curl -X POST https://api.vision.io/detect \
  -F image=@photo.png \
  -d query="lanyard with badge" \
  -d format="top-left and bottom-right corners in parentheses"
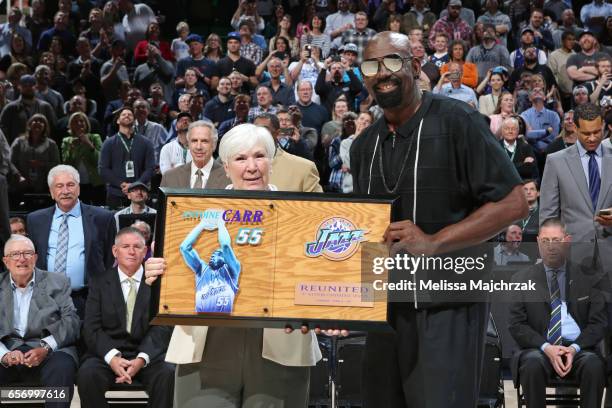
top-left (119, 135), bottom-right (135, 178)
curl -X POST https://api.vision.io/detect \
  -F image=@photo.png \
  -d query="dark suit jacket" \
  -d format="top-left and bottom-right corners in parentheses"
top-left (0, 268), bottom-right (80, 363)
top-left (508, 262), bottom-right (608, 378)
top-left (160, 160), bottom-right (230, 189)
top-left (26, 202), bottom-right (116, 282)
top-left (499, 138), bottom-right (539, 180)
top-left (82, 267), bottom-right (171, 363)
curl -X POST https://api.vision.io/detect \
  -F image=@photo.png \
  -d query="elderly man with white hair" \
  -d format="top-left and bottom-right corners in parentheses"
top-left (26, 164), bottom-right (116, 318)
top-left (0, 234), bottom-right (79, 408)
top-left (145, 123), bottom-right (321, 407)
top-left (498, 116), bottom-right (539, 180)
top-left (160, 120), bottom-right (230, 189)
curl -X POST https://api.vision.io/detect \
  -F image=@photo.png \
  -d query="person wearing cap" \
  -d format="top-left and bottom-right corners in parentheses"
top-left (339, 43), bottom-right (364, 82)
top-left (510, 27), bottom-right (548, 70)
top-left (573, 85), bottom-right (591, 107)
top-left (175, 33), bottom-right (216, 94)
top-left (160, 112), bottom-right (193, 174)
top-left (340, 12), bottom-right (376, 62)
top-left (429, 0), bottom-right (473, 50)
top-left (508, 43), bottom-right (557, 93)
top-left (99, 107), bottom-right (156, 210)
top-left (100, 38), bottom-right (129, 103)
top-left (548, 30), bottom-right (577, 110)
top-left (113, 181), bottom-right (157, 230)
top-left (0, 74), bottom-right (56, 145)
top-left (567, 30), bottom-right (610, 87)
top-left (211, 34), bottom-right (258, 91)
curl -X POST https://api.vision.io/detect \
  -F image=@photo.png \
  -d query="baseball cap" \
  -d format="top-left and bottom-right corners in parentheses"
top-left (577, 30), bottom-right (595, 40)
top-left (177, 111), bottom-right (193, 121)
top-left (521, 27), bottom-right (535, 36)
top-left (127, 181), bottom-right (150, 192)
top-left (342, 43), bottom-right (358, 54)
top-left (19, 74), bottom-right (36, 86)
top-left (227, 33), bottom-right (241, 42)
top-left (448, 0), bottom-right (462, 7)
top-left (185, 34), bottom-right (203, 44)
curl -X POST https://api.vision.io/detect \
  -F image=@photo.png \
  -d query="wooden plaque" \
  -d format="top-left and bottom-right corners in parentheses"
top-left (151, 189), bottom-right (395, 330)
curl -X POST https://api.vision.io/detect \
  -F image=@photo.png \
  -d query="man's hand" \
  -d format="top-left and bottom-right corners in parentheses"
top-left (524, 157), bottom-right (535, 163)
top-left (290, 127), bottom-right (301, 142)
top-left (383, 220), bottom-right (439, 256)
top-left (543, 345), bottom-right (569, 377)
top-left (144, 257), bottom-right (167, 286)
top-left (560, 346), bottom-right (576, 374)
top-left (315, 328), bottom-right (350, 337)
top-left (284, 324), bottom-right (310, 334)
top-left (595, 214), bottom-right (612, 227)
top-left (110, 356), bottom-right (132, 384)
top-left (125, 357), bottom-right (145, 380)
top-left (23, 347), bottom-right (48, 368)
top-left (2, 350), bottom-right (25, 367)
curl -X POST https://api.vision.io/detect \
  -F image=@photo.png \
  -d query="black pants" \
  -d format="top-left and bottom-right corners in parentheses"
top-left (518, 348), bottom-right (605, 408)
top-left (0, 346), bottom-right (77, 408)
top-left (77, 357), bottom-right (175, 408)
top-left (363, 303), bottom-right (489, 408)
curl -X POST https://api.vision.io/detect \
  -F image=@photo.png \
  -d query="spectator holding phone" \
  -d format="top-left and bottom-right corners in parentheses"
top-left (586, 56), bottom-right (612, 106)
top-left (433, 62), bottom-right (479, 108)
top-left (277, 108), bottom-right (312, 160)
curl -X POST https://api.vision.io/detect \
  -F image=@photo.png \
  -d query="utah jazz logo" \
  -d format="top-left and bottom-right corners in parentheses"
top-left (305, 217), bottom-right (367, 261)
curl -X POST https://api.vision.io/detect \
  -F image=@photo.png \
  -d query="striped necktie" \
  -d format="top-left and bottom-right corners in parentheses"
top-left (547, 269), bottom-right (562, 345)
top-left (195, 169), bottom-right (204, 189)
top-left (54, 213), bottom-right (69, 275)
top-left (125, 277), bottom-right (137, 334)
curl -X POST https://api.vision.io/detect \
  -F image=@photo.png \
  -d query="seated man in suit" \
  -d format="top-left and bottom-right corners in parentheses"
top-left (508, 218), bottom-right (607, 408)
top-left (78, 227), bottom-right (174, 408)
top-left (0, 234), bottom-right (80, 408)
top-left (27, 164), bottom-right (116, 318)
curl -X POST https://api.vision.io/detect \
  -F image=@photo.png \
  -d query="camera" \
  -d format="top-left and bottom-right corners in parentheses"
top-left (280, 127), bottom-right (294, 137)
top-left (305, 44), bottom-right (312, 58)
top-left (601, 95), bottom-right (612, 108)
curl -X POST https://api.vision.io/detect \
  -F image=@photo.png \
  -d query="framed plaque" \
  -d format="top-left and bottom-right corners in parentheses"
top-left (151, 188), bottom-right (396, 330)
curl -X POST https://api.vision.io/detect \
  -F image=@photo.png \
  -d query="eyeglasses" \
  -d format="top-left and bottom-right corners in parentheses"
top-left (360, 54), bottom-right (409, 77)
top-left (5, 251), bottom-right (35, 260)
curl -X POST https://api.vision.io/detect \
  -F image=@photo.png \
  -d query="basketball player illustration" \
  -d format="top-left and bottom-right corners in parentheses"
top-left (180, 212), bottom-right (241, 313)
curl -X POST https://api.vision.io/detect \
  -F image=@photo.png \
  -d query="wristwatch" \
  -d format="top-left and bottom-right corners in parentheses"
top-left (40, 341), bottom-right (52, 353)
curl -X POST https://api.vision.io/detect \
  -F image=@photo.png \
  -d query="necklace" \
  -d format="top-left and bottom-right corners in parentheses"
top-left (376, 121), bottom-right (421, 194)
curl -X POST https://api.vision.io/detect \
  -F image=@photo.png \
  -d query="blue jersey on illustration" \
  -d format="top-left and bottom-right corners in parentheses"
top-left (180, 210), bottom-right (241, 313)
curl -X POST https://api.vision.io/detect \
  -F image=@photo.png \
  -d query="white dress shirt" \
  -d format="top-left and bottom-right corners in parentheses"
top-left (159, 138), bottom-right (192, 175)
top-left (190, 159), bottom-right (214, 189)
top-left (104, 266), bottom-right (150, 366)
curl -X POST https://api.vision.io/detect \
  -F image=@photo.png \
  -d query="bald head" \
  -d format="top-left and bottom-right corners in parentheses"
top-left (364, 32), bottom-right (412, 59)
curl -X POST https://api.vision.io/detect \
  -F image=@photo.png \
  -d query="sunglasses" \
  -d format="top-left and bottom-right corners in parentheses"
top-left (360, 54), bottom-right (409, 77)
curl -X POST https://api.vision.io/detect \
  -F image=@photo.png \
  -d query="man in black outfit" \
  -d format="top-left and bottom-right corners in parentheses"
top-left (78, 227), bottom-right (174, 408)
top-left (508, 218), bottom-right (607, 408)
top-left (350, 31), bottom-right (529, 408)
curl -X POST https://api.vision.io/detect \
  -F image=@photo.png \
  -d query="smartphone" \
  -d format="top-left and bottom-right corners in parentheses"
top-left (280, 127), bottom-right (293, 137)
top-left (599, 208), bottom-right (612, 216)
top-left (305, 44), bottom-right (312, 58)
top-left (274, 51), bottom-right (287, 60)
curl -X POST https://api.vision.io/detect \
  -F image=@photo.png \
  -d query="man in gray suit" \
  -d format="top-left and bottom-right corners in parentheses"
top-left (540, 103), bottom-right (612, 273)
top-left (160, 120), bottom-right (230, 189)
top-left (0, 235), bottom-right (79, 408)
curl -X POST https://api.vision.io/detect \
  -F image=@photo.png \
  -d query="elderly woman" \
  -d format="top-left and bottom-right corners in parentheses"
top-left (10, 113), bottom-right (60, 194)
top-left (144, 123), bottom-right (320, 408)
top-left (499, 116), bottom-right (538, 180)
top-left (61, 112), bottom-right (104, 205)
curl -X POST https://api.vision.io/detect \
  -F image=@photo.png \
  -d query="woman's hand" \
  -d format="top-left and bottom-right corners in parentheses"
top-left (144, 257), bottom-right (167, 286)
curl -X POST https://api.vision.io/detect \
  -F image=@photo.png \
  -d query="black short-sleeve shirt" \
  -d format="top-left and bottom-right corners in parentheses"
top-left (214, 56), bottom-right (256, 79)
top-left (350, 92), bottom-right (522, 235)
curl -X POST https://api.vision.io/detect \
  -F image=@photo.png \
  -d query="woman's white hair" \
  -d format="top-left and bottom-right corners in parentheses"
top-left (47, 164), bottom-right (80, 188)
top-left (501, 116), bottom-right (519, 130)
top-left (218, 123), bottom-right (276, 165)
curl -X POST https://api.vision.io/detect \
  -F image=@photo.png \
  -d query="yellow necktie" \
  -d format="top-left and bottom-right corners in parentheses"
top-left (126, 277), bottom-right (137, 333)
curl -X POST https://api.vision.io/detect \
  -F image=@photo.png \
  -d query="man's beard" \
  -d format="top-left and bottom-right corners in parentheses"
top-left (372, 77), bottom-right (405, 109)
